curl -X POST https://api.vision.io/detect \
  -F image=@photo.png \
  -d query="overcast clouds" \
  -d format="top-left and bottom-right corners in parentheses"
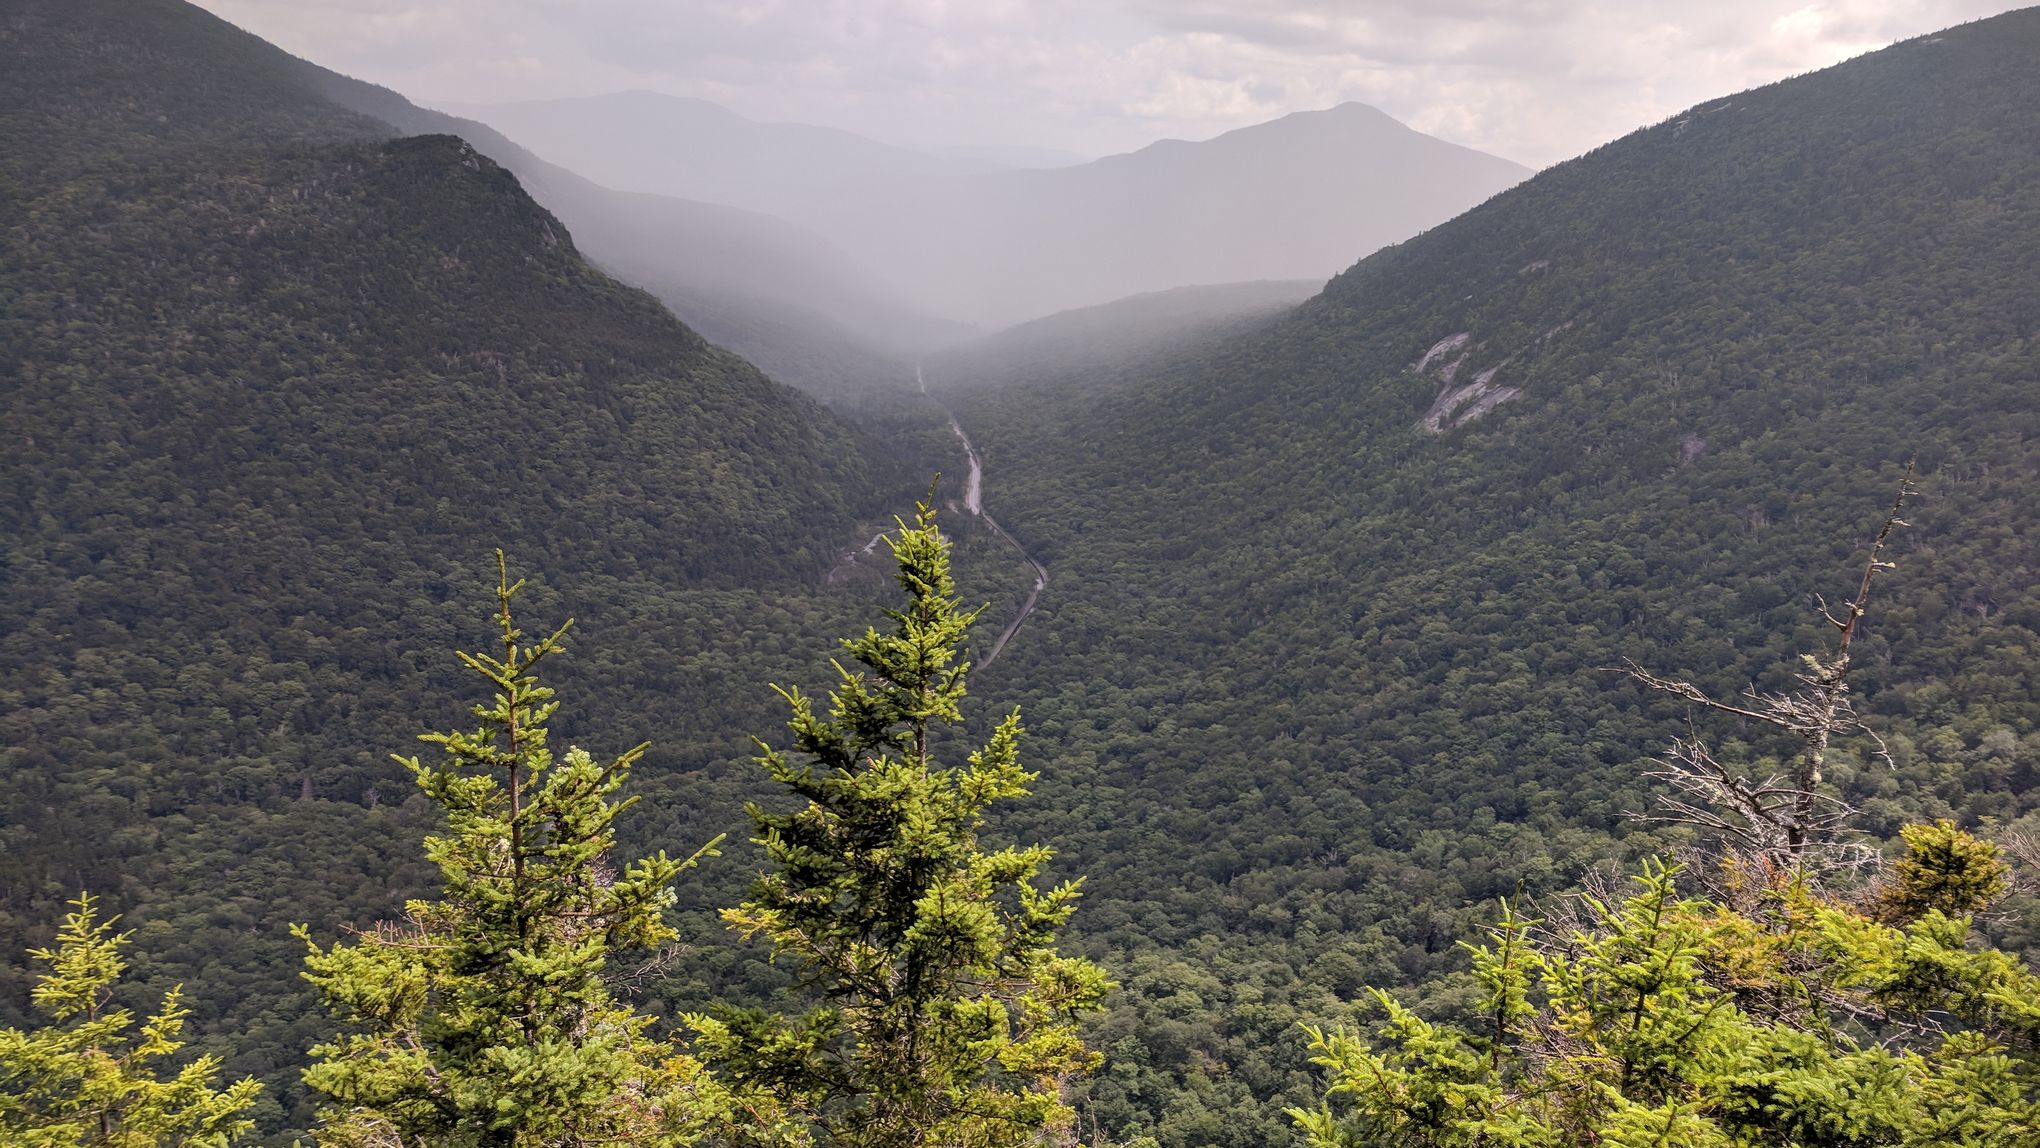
top-left (194, 0), bottom-right (2023, 166)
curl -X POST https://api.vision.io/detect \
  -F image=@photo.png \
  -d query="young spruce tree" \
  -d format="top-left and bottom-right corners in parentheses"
top-left (689, 498), bottom-right (1109, 1148)
top-left (1292, 481), bottom-right (2040, 1145)
top-left (1290, 844), bottom-right (2040, 1146)
top-left (297, 556), bottom-right (722, 1147)
top-left (0, 893), bottom-right (261, 1147)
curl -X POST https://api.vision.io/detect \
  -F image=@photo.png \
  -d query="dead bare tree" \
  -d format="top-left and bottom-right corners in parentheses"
top-left (1623, 464), bottom-right (1918, 878)
top-left (1998, 826), bottom-right (2040, 896)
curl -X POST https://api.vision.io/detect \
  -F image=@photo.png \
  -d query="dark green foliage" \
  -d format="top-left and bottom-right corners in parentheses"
top-left (691, 502), bottom-right (1109, 1147)
top-left (924, 281), bottom-right (1320, 397)
top-left (0, 0), bottom-right (910, 1135)
top-left (929, 12), bottom-right (2040, 1142)
top-left (0, 0), bottom-right (382, 172)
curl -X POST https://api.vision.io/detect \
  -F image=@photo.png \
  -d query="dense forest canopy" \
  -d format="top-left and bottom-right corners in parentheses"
top-left (0, 0), bottom-right (935, 1131)
top-left (3, 0), bottom-right (2039, 1144)
top-left (929, 10), bottom-right (2040, 1141)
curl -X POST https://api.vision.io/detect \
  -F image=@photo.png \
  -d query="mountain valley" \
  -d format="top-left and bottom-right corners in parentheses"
top-left (4, 2), bottom-right (2040, 1145)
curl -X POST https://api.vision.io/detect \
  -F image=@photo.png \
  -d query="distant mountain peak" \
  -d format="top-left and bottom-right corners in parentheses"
top-left (430, 87), bottom-right (1528, 327)
top-left (1315, 100), bottom-right (1397, 119)
top-left (1112, 101), bottom-right (1494, 166)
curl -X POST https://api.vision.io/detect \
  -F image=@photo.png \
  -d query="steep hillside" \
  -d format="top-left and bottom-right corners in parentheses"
top-left (2, 0), bottom-right (928, 350)
top-left (935, 12), bottom-right (2040, 1144)
top-left (0, 0), bottom-right (927, 1130)
top-left (640, 282), bottom-right (924, 405)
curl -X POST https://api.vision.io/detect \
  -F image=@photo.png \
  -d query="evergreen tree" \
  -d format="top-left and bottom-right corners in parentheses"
top-left (0, 893), bottom-right (261, 1147)
top-left (297, 556), bottom-right (722, 1147)
top-left (1290, 837), bottom-right (2040, 1147)
top-left (689, 499), bottom-right (1110, 1148)
top-left (1871, 819), bottom-right (2010, 924)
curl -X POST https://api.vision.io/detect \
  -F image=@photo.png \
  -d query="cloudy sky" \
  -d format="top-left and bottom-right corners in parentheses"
top-left (194, 0), bottom-right (2022, 166)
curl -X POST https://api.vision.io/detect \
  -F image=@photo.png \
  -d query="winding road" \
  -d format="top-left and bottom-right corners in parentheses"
top-left (919, 365), bottom-right (1048, 667)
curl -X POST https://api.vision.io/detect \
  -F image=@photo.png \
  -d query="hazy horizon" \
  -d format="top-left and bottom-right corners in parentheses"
top-left (189, 1), bottom-right (2026, 168)
top-left (436, 91), bottom-right (1532, 327)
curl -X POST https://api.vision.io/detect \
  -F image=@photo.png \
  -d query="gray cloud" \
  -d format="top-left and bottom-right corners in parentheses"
top-left (196, 0), bottom-right (2021, 165)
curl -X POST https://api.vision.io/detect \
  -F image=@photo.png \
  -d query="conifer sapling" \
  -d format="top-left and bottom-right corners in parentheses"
top-left (690, 497), bottom-right (1109, 1148)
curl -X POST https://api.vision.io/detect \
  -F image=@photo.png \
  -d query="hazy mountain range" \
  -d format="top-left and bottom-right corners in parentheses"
top-left (440, 91), bottom-right (1008, 200)
top-left (453, 91), bottom-right (1534, 326)
top-left (291, 75), bottom-right (959, 356)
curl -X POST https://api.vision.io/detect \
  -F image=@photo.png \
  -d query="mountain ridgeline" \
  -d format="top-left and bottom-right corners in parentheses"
top-left (293, 53), bottom-right (966, 364)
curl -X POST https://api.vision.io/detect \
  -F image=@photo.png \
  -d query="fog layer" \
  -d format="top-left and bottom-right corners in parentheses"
top-left (457, 94), bottom-right (1532, 327)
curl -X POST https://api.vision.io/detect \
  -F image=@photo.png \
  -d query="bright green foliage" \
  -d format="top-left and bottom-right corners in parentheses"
top-left (297, 558), bottom-right (723, 1147)
top-left (1291, 847), bottom-right (2040, 1146)
top-left (0, 894), bottom-right (260, 1146)
top-left (1873, 819), bottom-right (2010, 924)
top-left (690, 500), bottom-right (1110, 1148)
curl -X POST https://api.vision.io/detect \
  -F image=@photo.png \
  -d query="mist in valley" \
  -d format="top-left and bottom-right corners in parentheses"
top-left (445, 93), bottom-right (1530, 329)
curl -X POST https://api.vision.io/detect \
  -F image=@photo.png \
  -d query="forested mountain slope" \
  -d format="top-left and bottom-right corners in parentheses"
top-left (0, 0), bottom-right (922, 1130)
top-left (14, 0), bottom-right (957, 370)
top-left (935, 12), bottom-right (2040, 1143)
top-left (288, 37), bottom-right (966, 396)
top-left (925, 280), bottom-right (1322, 394)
